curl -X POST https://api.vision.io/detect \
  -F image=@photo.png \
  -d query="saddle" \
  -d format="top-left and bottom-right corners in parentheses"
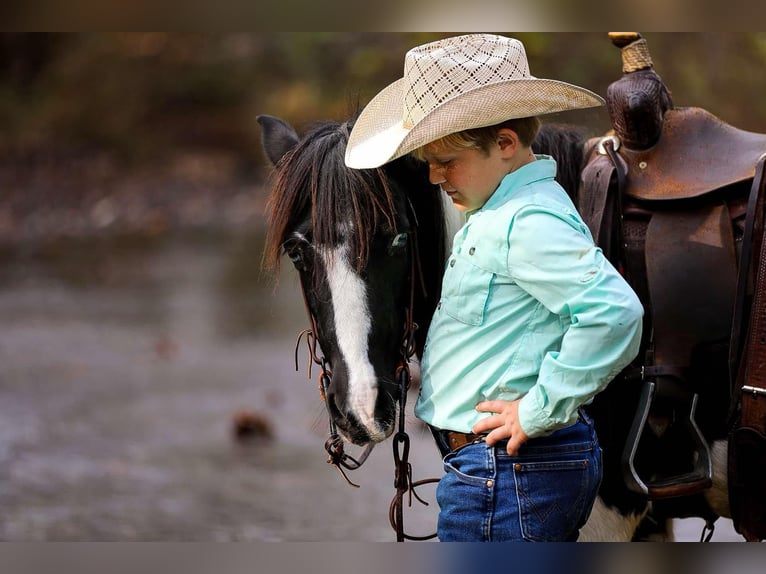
top-left (583, 31), bottom-right (766, 541)
top-left (581, 108), bottom-right (754, 498)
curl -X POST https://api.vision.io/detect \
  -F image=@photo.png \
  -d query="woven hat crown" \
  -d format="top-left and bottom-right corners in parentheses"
top-left (403, 34), bottom-right (531, 129)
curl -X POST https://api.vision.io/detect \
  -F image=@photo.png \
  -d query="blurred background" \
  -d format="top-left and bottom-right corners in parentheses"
top-left (3, 33), bottom-right (766, 244)
top-left (0, 32), bottom-right (763, 541)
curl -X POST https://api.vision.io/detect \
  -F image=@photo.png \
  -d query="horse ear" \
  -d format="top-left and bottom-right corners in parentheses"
top-left (257, 115), bottom-right (300, 166)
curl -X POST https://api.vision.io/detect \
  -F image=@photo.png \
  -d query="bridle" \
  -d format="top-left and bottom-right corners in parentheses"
top-left (290, 220), bottom-right (438, 541)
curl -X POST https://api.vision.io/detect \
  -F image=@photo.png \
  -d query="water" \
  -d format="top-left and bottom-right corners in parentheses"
top-left (0, 231), bottom-right (441, 541)
top-left (0, 230), bottom-right (740, 541)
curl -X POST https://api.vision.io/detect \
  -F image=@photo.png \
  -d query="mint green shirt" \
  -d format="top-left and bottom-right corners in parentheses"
top-left (414, 156), bottom-right (643, 438)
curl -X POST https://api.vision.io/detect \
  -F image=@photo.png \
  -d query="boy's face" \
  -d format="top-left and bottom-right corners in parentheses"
top-left (421, 128), bottom-right (529, 212)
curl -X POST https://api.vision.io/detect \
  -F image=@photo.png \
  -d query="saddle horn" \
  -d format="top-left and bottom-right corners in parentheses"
top-left (606, 32), bottom-right (673, 151)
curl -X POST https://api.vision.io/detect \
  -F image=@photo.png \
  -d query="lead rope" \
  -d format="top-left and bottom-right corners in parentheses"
top-left (388, 232), bottom-right (438, 542)
top-left (388, 355), bottom-right (439, 541)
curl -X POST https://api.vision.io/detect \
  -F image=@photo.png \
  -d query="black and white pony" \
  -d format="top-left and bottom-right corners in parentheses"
top-left (258, 114), bottom-right (732, 542)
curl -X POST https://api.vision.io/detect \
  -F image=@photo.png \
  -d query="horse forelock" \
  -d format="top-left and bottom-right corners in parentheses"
top-left (264, 120), bottom-right (398, 281)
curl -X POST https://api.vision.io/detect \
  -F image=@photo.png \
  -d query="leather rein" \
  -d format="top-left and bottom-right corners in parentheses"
top-left (290, 223), bottom-right (438, 541)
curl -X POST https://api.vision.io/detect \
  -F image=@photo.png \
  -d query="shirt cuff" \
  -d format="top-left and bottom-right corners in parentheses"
top-left (517, 387), bottom-right (550, 438)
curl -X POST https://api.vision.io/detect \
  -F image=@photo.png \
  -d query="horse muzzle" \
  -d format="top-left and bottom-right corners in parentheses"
top-left (326, 386), bottom-right (396, 445)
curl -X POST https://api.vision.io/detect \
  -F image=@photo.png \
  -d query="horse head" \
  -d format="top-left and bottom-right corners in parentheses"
top-left (258, 114), bottom-right (450, 446)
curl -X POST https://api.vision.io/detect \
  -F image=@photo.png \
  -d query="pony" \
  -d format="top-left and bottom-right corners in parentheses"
top-left (258, 113), bottom-right (740, 542)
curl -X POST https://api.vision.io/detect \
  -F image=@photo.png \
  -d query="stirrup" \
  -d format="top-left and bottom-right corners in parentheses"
top-left (622, 380), bottom-right (713, 499)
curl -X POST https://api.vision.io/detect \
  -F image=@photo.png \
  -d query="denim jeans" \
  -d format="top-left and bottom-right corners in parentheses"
top-left (434, 413), bottom-right (602, 541)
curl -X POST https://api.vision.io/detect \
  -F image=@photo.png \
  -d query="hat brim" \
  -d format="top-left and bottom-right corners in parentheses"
top-left (345, 76), bottom-right (604, 169)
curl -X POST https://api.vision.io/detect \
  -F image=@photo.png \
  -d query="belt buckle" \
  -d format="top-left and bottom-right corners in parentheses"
top-left (447, 431), bottom-right (485, 452)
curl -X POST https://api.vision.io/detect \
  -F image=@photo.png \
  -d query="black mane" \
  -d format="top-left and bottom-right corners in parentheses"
top-left (533, 123), bottom-right (587, 204)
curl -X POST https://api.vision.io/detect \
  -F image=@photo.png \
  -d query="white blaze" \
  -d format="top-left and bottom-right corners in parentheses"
top-left (320, 243), bottom-right (384, 439)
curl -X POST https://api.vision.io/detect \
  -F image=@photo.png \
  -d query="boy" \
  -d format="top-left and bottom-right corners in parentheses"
top-left (345, 34), bottom-right (643, 541)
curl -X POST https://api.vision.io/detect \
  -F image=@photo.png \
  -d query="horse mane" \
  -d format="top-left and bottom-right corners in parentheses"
top-left (384, 153), bottom-right (451, 355)
top-left (263, 119), bottom-right (398, 274)
top-left (533, 122), bottom-right (587, 204)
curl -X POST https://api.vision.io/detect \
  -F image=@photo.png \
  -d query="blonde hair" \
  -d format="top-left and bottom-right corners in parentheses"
top-left (412, 116), bottom-right (541, 160)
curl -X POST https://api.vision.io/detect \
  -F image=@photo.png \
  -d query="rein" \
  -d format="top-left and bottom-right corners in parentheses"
top-left (291, 225), bottom-right (437, 541)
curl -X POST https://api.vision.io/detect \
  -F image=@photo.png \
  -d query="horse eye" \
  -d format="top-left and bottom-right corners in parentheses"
top-left (288, 249), bottom-right (304, 266)
top-left (283, 239), bottom-right (309, 270)
top-left (388, 233), bottom-right (408, 255)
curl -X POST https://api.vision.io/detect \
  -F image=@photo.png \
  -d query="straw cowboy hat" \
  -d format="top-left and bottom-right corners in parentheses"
top-left (345, 33), bottom-right (605, 169)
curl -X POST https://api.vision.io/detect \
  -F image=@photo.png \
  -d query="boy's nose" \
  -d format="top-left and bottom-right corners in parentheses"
top-left (428, 163), bottom-right (446, 185)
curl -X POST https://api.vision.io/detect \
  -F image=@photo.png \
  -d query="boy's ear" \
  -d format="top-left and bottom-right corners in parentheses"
top-left (496, 128), bottom-right (519, 155)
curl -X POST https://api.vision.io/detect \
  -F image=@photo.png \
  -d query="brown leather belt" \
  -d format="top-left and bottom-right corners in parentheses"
top-left (444, 431), bottom-right (486, 452)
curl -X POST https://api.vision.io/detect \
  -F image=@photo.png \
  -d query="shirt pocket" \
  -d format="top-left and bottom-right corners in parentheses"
top-left (441, 256), bottom-right (494, 326)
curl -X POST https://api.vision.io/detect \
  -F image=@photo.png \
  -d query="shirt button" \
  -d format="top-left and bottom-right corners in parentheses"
top-left (437, 302), bottom-right (442, 310)
top-left (449, 259), bottom-right (455, 267)
top-left (469, 247), bottom-right (475, 255)
top-left (486, 480), bottom-right (493, 488)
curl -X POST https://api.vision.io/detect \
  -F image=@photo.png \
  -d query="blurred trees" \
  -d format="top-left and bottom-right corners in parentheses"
top-left (1, 32), bottom-right (765, 172)
top-left (1, 32), bottom-right (765, 243)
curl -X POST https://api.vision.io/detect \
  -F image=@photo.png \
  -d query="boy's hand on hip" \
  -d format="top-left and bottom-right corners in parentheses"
top-left (472, 399), bottom-right (529, 456)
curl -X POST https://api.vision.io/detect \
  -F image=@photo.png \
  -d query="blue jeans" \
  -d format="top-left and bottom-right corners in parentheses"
top-left (434, 413), bottom-right (602, 541)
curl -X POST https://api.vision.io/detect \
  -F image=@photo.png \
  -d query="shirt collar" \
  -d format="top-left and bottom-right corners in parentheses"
top-left (473, 154), bottom-right (557, 215)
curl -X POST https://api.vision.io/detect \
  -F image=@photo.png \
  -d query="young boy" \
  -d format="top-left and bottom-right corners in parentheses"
top-left (345, 34), bottom-right (643, 541)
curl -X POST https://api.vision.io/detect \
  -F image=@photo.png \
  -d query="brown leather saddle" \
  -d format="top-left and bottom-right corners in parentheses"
top-left (585, 31), bottom-right (766, 541)
top-left (581, 106), bottom-right (766, 501)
